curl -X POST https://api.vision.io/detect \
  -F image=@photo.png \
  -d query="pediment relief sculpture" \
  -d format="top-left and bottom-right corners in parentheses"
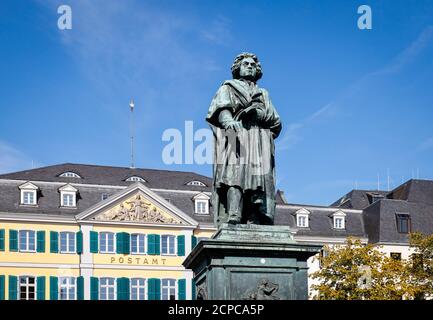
top-left (93, 194), bottom-right (183, 224)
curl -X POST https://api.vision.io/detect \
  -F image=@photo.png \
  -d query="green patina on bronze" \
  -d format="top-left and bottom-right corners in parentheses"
top-left (206, 52), bottom-right (282, 226)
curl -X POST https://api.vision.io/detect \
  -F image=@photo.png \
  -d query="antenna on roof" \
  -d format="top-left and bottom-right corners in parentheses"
top-left (417, 168), bottom-right (420, 179)
top-left (377, 173), bottom-right (380, 191)
top-left (387, 168), bottom-right (390, 191)
top-left (129, 99), bottom-right (135, 169)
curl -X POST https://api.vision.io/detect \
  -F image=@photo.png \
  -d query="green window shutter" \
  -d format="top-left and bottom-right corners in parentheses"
top-left (50, 231), bottom-right (59, 253)
top-left (76, 231), bottom-right (83, 254)
top-left (50, 276), bottom-right (58, 300)
top-left (191, 236), bottom-right (197, 249)
top-left (117, 277), bottom-right (130, 300)
top-left (0, 275), bottom-right (5, 300)
top-left (90, 277), bottom-right (99, 300)
top-left (90, 231), bottom-right (98, 253)
top-left (0, 229), bottom-right (5, 251)
top-left (147, 234), bottom-right (155, 255)
top-left (192, 279), bottom-right (196, 300)
top-left (147, 278), bottom-right (161, 300)
top-left (37, 276), bottom-right (45, 300)
top-left (77, 276), bottom-right (84, 300)
top-left (9, 230), bottom-right (18, 252)
top-left (37, 231), bottom-right (45, 253)
top-left (116, 232), bottom-right (123, 254)
top-left (154, 234), bottom-right (160, 255)
top-left (178, 279), bottom-right (186, 300)
top-left (177, 235), bottom-right (185, 256)
top-left (8, 275), bottom-right (17, 300)
top-left (123, 233), bottom-right (130, 254)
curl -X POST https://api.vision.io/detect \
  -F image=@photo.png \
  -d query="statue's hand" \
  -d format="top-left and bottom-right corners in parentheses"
top-left (222, 120), bottom-right (243, 132)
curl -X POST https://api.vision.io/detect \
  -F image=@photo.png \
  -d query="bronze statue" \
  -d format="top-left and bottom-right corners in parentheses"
top-left (206, 52), bottom-right (282, 226)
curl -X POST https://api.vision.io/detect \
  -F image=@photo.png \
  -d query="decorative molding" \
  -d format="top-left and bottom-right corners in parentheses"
top-left (93, 194), bottom-right (183, 224)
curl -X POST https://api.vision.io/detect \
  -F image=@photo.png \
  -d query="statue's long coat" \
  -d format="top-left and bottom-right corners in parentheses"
top-left (206, 79), bottom-right (282, 224)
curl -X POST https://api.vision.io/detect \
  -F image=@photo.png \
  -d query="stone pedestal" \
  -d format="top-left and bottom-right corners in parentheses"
top-left (183, 224), bottom-right (321, 300)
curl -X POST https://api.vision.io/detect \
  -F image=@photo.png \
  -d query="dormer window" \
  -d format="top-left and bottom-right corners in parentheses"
top-left (331, 210), bottom-right (346, 229)
top-left (59, 172), bottom-right (81, 178)
top-left (59, 184), bottom-right (78, 207)
top-left (19, 182), bottom-right (39, 206)
top-left (192, 192), bottom-right (210, 215)
top-left (367, 192), bottom-right (384, 205)
top-left (126, 176), bottom-right (146, 183)
top-left (186, 180), bottom-right (207, 187)
top-left (295, 208), bottom-right (310, 228)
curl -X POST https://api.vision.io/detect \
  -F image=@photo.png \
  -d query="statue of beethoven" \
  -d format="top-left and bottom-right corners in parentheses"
top-left (206, 52), bottom-right (282, 226)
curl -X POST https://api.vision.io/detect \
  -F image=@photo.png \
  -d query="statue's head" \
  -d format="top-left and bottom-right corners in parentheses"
top-left (231, 52), bottom-right (263, 82)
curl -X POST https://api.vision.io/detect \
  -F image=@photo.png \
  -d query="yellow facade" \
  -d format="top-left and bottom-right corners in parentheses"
top-left (0, 185), bottom-right (217, 300)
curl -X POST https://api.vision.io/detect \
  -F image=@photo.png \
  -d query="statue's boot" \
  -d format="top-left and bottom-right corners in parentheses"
top-left (227, 186), bottom-right (243, 224)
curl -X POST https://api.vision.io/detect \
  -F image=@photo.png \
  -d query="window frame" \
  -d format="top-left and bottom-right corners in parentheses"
top-left (59, 277), bottom-right (77, 300)
top-left (396, 213), bottom-right (411, 234)
top-left (130, 233), bottom-right (146, 255)
top-left (19, 275), bottom-right (36, 301)
top-left (19, 230), bottom-right (36, 252)
top-left (99, 277), bottom-right (116, 300)
top-left (61, 191), bottom-right (76, 207)
top-left (161, 235), bottom-right (176, 256)
top-left (296, 214), bottom-right (309, 228)
top-left (130, 278), bottom-right (146, 300)
top-left (99, 232), bottom-right (115, 254)
top-left (21, 190), bottom-right (37, 206)
top-left (194, 200), bottom-right (209, 215)
top-left (161, 278), bottom-right (176, 301)
top-left (59, 231), bottom-right (76, 254)
top-left (333, 217), bottom-right (345, 229)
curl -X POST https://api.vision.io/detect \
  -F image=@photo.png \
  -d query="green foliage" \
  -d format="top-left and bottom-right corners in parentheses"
top-left (311, 238), bottom-right (409, 300)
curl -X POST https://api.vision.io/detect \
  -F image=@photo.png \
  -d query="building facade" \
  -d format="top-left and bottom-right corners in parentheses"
top-left (1, 163), bottom-right (432, 300)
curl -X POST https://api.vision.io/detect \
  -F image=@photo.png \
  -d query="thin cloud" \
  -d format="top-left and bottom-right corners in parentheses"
top-left (0, 141), bottom-right (38, 174)
top-left (277, 26), bottom-right (433, 152)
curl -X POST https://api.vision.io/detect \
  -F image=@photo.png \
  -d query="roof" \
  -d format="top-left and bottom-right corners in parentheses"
top-left (0, 163), bottom-right (212, 191)
top-left (331, 189), bottom-right (389, 210)
top-left (275, 204), bottom-right (366, 239)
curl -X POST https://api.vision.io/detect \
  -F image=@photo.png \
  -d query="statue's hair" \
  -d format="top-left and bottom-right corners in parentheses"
top-left (231, 52), bottom-right (263, 81)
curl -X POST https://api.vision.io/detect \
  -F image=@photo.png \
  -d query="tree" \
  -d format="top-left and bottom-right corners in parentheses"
top-left (407, 232), bottom-right (433, 299)
top-left (311, 238), bottom-right (408, 300)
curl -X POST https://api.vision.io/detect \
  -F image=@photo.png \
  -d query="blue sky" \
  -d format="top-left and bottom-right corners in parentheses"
top-left (1, 0), bottom-right (433, 205)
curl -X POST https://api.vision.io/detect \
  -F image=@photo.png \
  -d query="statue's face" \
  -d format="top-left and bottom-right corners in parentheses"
top-left (239, 57), bottom-right (257, 80)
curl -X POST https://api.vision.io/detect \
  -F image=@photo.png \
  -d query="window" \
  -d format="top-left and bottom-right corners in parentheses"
top-left (23, 191), bottom-right (36, 205)
top-left (100, 278), bottom-right (116, 300)
top-left (59, 172), bottom-right (81, 178)
top-left (59, 184), bottom-right (78, 207)
top-left (391, 252), bottom-right (402, 261)
top-left (126, 176), bottom-right (146, 182)
top-left (334, 217), bottom-right (344, 229)
top-left (19, 230), bottom-right (36, 252)
top-left (297, 215), bottom-right (308, 228)
top-left (99, 232), bottom-right (115, 253)
top-left (101, 193), bottom-right (109, 201)
top-left (193, 192), bottom-right (210, 214)
top-left (19, 276), bottom-right (36, 300)
top-left (60, 232), bottom-right (76, 253)
top-left (161, 279), bottom-right (176, 300)
top-left (396, 213), bottom-right (411, 233)
top-left (187, 180), bottom-right (206, 187)
top-left (62, 193), bottom-right (75, 207)
top-left (130, 278), bottom-right (146, 300)
top-left (19, 182), bottom-right (39, 205)
top-left (331, 210), bottom-right (346, 229)
top-left (161, 235), bottom-right (176, 255)
top-left (195, 200), bottom-right (209, 214)
top-left (131, 234), bottom-right (146, 254)
top-left (59, 277), bottom-right (76, 300)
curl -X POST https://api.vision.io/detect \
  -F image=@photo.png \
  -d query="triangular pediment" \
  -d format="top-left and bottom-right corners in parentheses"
top-left (76, 183), bottom-right (198, 226)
